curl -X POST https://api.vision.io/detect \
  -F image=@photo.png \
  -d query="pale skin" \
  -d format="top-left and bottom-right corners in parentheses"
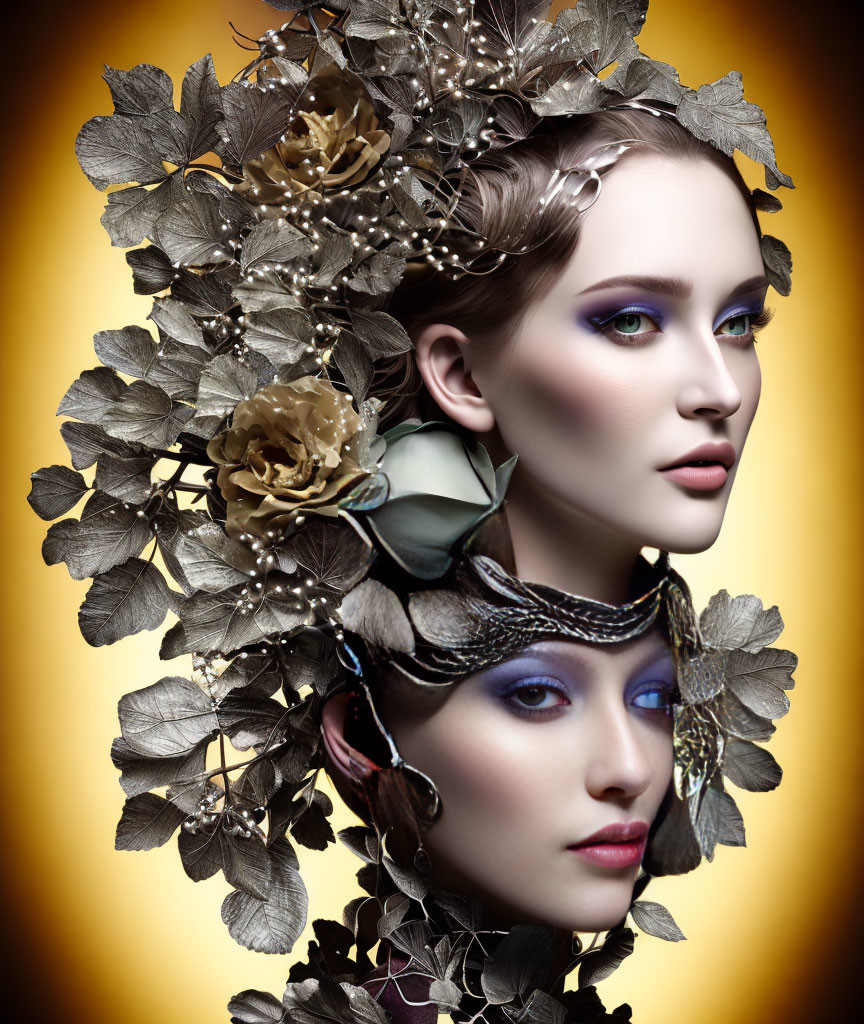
top-left (325, 151), bottom-right (770, 931)
top-left (415, 152), bottom-right (768, 603)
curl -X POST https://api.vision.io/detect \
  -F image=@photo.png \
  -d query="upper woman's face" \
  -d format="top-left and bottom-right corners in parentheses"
top-left (380, 632), bottom-right (675, 931)
top-left (469, 152), bottom-right (768, 554)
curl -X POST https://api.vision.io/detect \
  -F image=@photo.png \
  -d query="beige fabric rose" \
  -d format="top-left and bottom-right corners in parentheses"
top-left (236, 71), bottom-right (390, 207)
top-left (207, 376), bottom-right (370, 538)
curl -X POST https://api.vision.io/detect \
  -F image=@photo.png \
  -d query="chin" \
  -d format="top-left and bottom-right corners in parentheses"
top-left (640, 510), bottom-right (726, 555)
top-left (536, 894), bottom-right (635, 933)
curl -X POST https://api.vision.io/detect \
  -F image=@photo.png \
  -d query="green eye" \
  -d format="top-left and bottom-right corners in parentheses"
top-left (612, 313), bottom-right (651, 335)
top-left (719, 314), bottom-right (750, 336)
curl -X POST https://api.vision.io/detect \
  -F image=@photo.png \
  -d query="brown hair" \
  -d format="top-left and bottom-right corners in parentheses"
top-left (374, 107), bottom-right (760, 429)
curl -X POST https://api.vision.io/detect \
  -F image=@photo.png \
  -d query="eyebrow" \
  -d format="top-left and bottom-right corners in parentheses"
top-left (576, 274), bottom-right (770, 301)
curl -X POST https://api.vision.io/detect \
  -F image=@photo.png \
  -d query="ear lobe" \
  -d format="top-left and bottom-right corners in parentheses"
top-left (414, 323), bottom-right (496, 433)
top-left (321, 694), bottom-right (377, 781)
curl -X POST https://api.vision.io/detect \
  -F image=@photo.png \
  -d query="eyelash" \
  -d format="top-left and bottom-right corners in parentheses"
top-left (589, 306), bottom-right (774, 346)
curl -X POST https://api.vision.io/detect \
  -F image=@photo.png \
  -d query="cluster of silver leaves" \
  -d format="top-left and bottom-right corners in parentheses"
top-left (645, 590), bottom-right (797, 875)
top-left (28, 1), bottom-right (796, 1021)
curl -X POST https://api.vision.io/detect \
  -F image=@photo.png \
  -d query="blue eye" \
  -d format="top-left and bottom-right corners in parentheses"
top-left (631, 686), bottom-right (675, 713)
top-left (500, 677), bottom-right (570, 717)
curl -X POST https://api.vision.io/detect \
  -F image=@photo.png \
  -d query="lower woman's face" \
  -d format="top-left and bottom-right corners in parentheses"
top-left (381, 633), bottom-right (675, 931)
top-left (469, 153), bottom-right (767, 554)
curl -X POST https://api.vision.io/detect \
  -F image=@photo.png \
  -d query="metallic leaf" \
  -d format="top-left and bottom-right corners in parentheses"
top-left (723, 646), bottom-right (796, 720)
top-left (699, 589), bottom-right (783, 652)
top-left (94, 452), bottom-right (154, 504)
top-left (174, 523), bottom-right (256, 593)
top-left (227, 990), bottom-right (285, 1024)
top-left (119, 675), bottom-right (218, 757)
top-left (179, 54), bottom-right (224, 162)
top-left (240, 220), bottom-right (315, 276)
top-left (94, 325), bottom-right (158, 378)
top-left (57, 366), bottom-right (127, 423)
top-left (61, 421), bottom-right (144, 471)
top-left (480, 925), bottom-right (554, 1005)
top-left (148, 296), bottom-right (208, 349)
top-left (178, 824), bottom-right (272, 899)
top-left (79, 557), bottom-right (173, 647)
top-left (162, 586), bottom-right (314, 658)
top-left (340, 579), bottom-right (415, 654)
top-left (28, 465), bottom-right (89, 521)
top-left (221, 837), bottom-right (308, 954)
top-left (722, 738), bottom-right (782, 793)
top-left (42, 496), bottom-right (151, 580)
top-left (76, 113), bottom-right (169, 190)
top-left (577, 925), bottom-right (635, 988)
top-left (630, 900), bottom-right (685, 941)
top-left (554, 0), bottom-right (648, 74)
top-left (115, 792), bottom-right (187, 851)
top-left (760, 233), bottom-right (793, 296)
top-left (101, 379), bottom-right (194, 448)
top-left (111, 735), bottom-right (209, 801)
top-left (216, 82), bottom-right (296, 168)
top-left (676, 71), bottom-right (793, 189)
top-left (716, 789), bottom-right (746, 847)
top-left (100, 176), bottom-right (182, 248)
top-left (196, 353), bottom-right (259, 417)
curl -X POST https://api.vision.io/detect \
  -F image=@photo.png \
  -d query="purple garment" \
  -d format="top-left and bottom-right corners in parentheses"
top-left (361, 950), bottom-right (438, 1024)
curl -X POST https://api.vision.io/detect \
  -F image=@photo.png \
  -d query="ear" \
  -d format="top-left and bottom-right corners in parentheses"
top-left (414, 323), bottom-right (496, 433)
top-left (321, 694), bottom-right (378, 781)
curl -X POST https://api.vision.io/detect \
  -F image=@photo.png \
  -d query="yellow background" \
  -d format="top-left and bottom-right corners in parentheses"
top-left (3, 1), bottom-right (861, 1021)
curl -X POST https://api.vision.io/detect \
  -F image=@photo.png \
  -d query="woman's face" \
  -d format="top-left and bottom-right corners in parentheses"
top-left (468, 152), bottom-right (768, 554)
top-left (380, 632), bottom-right (675, 931)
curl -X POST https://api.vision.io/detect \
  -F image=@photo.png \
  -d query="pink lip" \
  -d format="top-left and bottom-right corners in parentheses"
top-left (659, 441), bottom-right (736, 493)
top-left (567, 821), bottom-right (648, 870)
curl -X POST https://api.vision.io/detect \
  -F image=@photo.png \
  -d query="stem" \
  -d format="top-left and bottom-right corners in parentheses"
top-left (218, 729), bottom-right (232, 804)
top-left (172, 483), bottom-right (209, 494)
top-left (150, 449), bottom-right (210, 466)
top-left (201, 738), bottom-right (289, 784)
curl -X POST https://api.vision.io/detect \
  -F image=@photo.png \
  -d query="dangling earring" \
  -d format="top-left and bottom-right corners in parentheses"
top-left (413, 839), bottom-right (431, 875)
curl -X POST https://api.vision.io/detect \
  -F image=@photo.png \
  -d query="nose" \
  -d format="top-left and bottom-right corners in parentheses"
top-left (676, 331), bottom-right (744, 421)
top-left (584, 702), bottom-right (654, 802)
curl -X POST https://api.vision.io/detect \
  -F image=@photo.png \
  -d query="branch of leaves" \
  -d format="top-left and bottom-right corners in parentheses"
top-left (76, 54), bottom-right (314, 243)
top-left (33, 478), bottom-right (231, 649)
top-left (110, 658), bottom-right (341, 953)
top-left (668, 590), bottom-right (795, 860)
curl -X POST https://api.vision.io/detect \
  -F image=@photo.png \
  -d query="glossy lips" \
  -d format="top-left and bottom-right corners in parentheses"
top-left (567, 821), bottom-right (648, 870)
top-left (659, 441), bottom-right (736, 492)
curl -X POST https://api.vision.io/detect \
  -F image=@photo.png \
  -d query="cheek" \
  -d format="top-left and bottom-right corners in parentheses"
top-left (494, 343), bottom-right (655, 461)
top-left (397, 710), bottom-right (565, 842)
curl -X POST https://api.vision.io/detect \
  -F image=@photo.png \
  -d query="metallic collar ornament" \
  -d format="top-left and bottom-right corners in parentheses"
top-left (28, 2), bottom-right (797, 1021)
top-left (356, 551), bottom-right (680, 684)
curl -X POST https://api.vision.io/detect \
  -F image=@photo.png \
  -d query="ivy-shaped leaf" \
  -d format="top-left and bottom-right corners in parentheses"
top-left (78, 557), bottom-right (174, 647)
top-left (28, 465), bottom-right (89, 521)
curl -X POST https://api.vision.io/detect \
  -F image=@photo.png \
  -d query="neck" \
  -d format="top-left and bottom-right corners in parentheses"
top-left (503, 470), bottom-right (642, 605)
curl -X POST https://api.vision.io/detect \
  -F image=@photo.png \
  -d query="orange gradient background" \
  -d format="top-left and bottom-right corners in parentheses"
top-left (3, 1), bottom-right (861, 1021)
